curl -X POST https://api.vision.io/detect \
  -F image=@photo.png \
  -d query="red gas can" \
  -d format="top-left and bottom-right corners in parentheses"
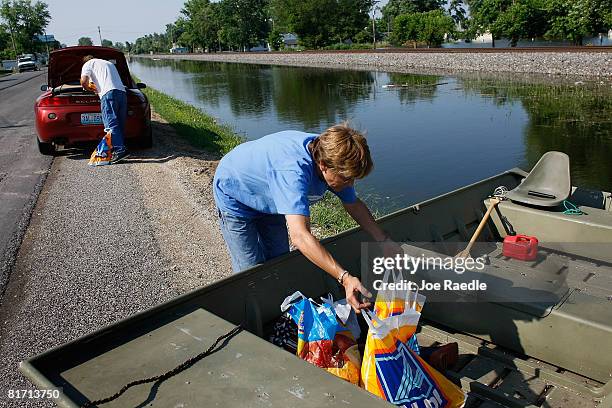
top-left (502, 235), bottom-right (539, 261)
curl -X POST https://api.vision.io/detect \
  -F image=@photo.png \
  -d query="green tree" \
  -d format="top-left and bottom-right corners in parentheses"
top-left (330, 0), bottom-right (373, 44)
top-left (101, 38), bottom-right (113, 47)
top-left (0, 23), bottom-right (9, 50)
top-left (270, 0), bottom-right (332, 48)
top-left (0, 0), bottom-right (50, 57)
top-left (494, 0), bottom-right (547, 46)
top-left (381, 0), bottom-right (444, 22)
top-left (78, 36), bottom-right (93, 46)
top-left (179, 0), bottom-right (220, 51)
top-left (543, 0), bottom-right (612, 45)
top-left (131, 32), bottom-right (170, 54)
top-left (392, 10), bottom-right (454, 47)
top-left (270, 0), bottom-right (374, 48)
top-left (465, 0), bottom-right (512, 46)
top-left (419, 9), bottom-right (455, 46)
top-left (267, 27), bottom-right (283, 50)
top-left (392, 13), bottom-right (423, 47)
top-left (448, 0), bottom-right (467, 29)
top-left (218, 0), bottom-right (269, 51)
top-left (196, 2), bottom-right (221, 51)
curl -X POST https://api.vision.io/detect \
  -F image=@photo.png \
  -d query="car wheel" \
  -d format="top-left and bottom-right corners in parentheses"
top-left (37, 138), bottom-right (55, 156)
top-left (136, 127), bottom-right (153, 149)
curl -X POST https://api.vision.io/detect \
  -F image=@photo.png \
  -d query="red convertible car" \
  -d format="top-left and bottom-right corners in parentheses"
top-left (35, 46), bottom-right (152, 155)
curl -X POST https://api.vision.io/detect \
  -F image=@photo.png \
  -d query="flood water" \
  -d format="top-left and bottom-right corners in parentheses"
top-left (130, 58), bottom-right (612, 214)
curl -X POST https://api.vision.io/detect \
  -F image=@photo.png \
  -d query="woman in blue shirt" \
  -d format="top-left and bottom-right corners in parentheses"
top-left (213, 124), bottom-right (398, 312)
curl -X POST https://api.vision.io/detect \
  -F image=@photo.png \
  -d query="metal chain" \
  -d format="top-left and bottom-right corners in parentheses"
top-left (81, 325), bottom-right (243, 407)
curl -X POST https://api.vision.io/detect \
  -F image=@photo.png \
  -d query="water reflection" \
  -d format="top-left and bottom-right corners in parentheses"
top-left (272, 68), bottom-right (374, 129)
top-left (130, 58), bottom-right (612, 212)
top-left (459, 78), bottom-right (612, 190)
top-left (386, 73), bottom-right (442, 105)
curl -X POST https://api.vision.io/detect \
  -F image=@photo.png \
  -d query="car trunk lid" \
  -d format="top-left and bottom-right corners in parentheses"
top-left (47, 46), bottom-right (133, 89)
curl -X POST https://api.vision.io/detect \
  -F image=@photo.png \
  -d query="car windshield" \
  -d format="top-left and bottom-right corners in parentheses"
top-left (19, 58), bottom-right (32, 62)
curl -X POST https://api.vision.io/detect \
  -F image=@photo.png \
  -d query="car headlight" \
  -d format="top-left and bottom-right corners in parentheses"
top-left (48, 113), bottom-right (56, 119)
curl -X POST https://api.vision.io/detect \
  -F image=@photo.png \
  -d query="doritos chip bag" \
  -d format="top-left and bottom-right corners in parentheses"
top-left (88, 131), bottom-right (113, 167)
top-left (361, 271), bottom-right (465, 408)
top-left (281, 292), bottom-right (362, 385)
top-left (375, 270), bottom-right (425, 355)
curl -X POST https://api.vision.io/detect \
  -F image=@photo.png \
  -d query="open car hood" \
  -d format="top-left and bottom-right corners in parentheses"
top-left (47, 46), bottom-right (134, 89)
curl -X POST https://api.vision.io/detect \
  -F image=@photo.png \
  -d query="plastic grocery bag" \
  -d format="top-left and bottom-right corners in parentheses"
top-left (361, 271), bottom-right (465, 407)
top-left (281, 291), bottom-right (362, 384)
top-left (321, 294), bottom-right (361, 340)
top-left (88, 131), bottom-right (113, 167)
top-left (375, 270), bottom-right (425, 354)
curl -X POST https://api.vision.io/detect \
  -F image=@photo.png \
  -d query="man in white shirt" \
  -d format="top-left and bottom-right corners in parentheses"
top-left (80, 55), bottom-right (129, 163)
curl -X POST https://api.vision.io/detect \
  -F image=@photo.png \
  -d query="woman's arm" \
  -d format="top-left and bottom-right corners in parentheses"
top-left (285, 214), bottom-right (372, 312)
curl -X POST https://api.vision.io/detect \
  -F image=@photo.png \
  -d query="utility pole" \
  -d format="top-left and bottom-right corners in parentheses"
top-left (98, 26), bottom-right (102, 46)
top-left (9, 26), bottom-right (18, 60)
top-left (43, 30), bottom-right (50, 60)
top-left (372, 16), bottom-right (376, 49)
top-left (371, 1), bottom-right (380, 50)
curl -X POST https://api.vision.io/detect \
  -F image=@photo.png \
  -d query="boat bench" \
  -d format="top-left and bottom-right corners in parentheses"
top-left (401, 242), bottom-right (612, 383)
top-left (485, 197), bottom-right (612, 264)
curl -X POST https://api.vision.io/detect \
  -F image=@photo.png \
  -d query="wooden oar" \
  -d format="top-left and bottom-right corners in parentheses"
top-left (456, 198), bottom-right (501, 258)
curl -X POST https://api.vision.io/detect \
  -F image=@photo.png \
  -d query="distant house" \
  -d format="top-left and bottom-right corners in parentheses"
top-left (474, 31), bottom-right (493, 43)
top-left (170, 45), bottom-right (189, 54)
top-left (282, 33), bottom-right (298, 49)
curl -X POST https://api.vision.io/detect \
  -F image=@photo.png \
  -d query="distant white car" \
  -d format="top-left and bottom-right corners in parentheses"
top-left (17, 56), bottom-right (39, 72)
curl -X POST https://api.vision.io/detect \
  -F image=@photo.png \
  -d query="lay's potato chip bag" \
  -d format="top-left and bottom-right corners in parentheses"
top-left (361, 271), bottom-right (465, 408)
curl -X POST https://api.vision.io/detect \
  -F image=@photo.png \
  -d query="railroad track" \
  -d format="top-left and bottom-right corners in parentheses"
top-left (241, 46), bottom-right (612, 54)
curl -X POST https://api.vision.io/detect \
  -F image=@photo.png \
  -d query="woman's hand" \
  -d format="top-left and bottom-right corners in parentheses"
top-left (343, 274), bottom-right (372, 313)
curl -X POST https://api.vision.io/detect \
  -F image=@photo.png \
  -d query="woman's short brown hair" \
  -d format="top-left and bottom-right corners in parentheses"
top-left (311, 123), bottom-right (373, 180)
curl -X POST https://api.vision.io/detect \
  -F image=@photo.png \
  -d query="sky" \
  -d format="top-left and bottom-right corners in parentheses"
top-left (45, 0), bottom-right (391, 47)
top-left (45, 0), bottom-right (186, 46)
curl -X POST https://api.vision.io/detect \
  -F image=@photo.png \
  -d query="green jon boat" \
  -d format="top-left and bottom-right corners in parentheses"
top-left (20, 152), bottom-right (612, 408)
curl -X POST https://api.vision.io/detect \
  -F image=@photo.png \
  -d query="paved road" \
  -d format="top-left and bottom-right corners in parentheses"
top-left (0, 98), bottom-right (230, 407)
top-left (0, 69), bottom-right (52, 301)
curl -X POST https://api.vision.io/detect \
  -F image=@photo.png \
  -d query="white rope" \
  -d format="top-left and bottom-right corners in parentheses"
top-left (493, 186), bottom-right (509, 200)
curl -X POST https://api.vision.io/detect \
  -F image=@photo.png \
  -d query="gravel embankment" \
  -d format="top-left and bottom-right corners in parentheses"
top-left (148, 50), bottom-right (612, 78)
top-left (0, 112), bottom-right (232, 407)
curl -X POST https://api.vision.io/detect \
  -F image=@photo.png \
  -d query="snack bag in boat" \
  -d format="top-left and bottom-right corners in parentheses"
top-left (361, 271), bottom-right (465, 407)
top-left (281, 292), bottom-right (362, 384)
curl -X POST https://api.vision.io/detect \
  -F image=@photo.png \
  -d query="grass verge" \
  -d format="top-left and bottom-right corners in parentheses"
top-left (136, 77), bottom-right (355, 238)
top-left (310, 193), bottom-right (357, 237)
top-left (136, 78), bottom-right (243, 156)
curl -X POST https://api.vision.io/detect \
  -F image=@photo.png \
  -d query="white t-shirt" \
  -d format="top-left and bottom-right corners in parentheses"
top-left (81, 58), bottom-right (125, 97)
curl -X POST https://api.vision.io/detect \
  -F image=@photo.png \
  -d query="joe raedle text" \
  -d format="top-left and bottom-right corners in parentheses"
top-left (372, 279), bottom-right (488, 292)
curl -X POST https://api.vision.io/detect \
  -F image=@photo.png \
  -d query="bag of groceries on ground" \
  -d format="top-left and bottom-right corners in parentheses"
top-left (88, 131), bottom-right (112, 167)
top-left (361, 270), bottom-right (465, 407)
top-left (281, 291), bottom-right (362, 385)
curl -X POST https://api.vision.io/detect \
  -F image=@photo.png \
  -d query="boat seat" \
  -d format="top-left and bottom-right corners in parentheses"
top-left (506, 151), bottom-right (571, 207)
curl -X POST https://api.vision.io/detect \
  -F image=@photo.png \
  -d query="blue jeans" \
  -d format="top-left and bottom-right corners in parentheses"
top-left (217, 208), bottom-right (290, 273)
top-left (100, 89), bottom-right (127, 150)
